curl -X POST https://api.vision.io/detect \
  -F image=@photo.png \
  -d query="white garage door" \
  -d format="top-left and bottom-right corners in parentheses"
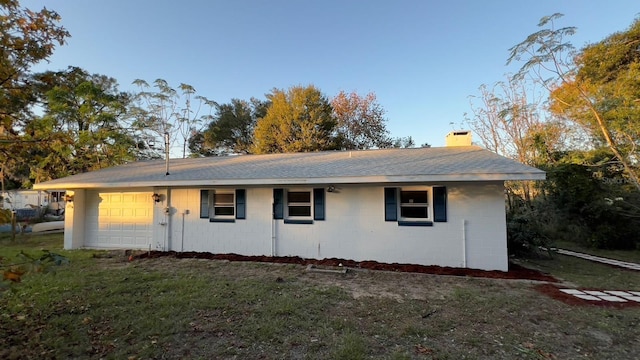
top-left (85, 191), bottom-right (153, 249)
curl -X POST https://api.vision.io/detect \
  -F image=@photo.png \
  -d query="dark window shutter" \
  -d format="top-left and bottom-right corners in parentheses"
top-left (273, 189), bottom-right (284, 219)
top-left (235, 189), bottom-right (246, 219)
top-left (313, 188), bottom-right (325, 220)
top-left (200, 190), bottom-right (209, 218)
top-left (384, 187), bottom-right (397, 221)
top-left (433, 186), bottom-right (447, 222)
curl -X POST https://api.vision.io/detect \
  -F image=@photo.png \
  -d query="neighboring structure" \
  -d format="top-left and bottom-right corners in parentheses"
top-left (1, 190), bottom-right (44, 210)
top-left (1, 190), bottom-right (66, 210)
top-left (33, 132), bottom-right (545, 271)
top-left (0, 189), bottom-right (66, 222)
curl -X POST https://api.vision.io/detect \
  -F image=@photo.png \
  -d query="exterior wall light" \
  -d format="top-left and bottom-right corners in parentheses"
top-left (64, 194), bottom-right (74, 203)
top-left (152, 193), bottom-right (161, 202)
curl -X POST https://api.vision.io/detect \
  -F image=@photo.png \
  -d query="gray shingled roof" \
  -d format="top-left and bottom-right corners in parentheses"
top-left (33, 146), bottom-right (545, 189)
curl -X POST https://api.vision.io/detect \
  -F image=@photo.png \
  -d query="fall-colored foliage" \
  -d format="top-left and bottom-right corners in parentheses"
top-left (331, 90), bottom-right (391, 149)
top-left (253, 85), bottom-right (336, 154)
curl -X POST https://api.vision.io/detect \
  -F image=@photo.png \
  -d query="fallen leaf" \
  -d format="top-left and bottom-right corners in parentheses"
top-left (4, 270), bottom-right (24, 282)
top-left (415, 344), bottom-right (433, 354)
top-left (538, 349), bottom-right (557, 359)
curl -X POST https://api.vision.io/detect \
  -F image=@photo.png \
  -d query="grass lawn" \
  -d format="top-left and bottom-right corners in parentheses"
top-left (1, 233), bottom-right (639, 359)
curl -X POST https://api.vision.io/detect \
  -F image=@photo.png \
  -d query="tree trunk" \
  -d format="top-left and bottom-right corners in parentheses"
top-left (11, 210), bottom-right (16, 242)
top-left (589, 105), bottom-right (640, 192)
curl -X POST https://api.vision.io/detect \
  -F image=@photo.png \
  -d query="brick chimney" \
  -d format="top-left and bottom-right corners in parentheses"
top-left (445, 131), bottom-right (472, 146)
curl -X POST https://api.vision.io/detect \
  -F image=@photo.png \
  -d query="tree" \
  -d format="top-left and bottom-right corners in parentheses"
top-left (331, 90), bottom-right (391, 149)
top-left (0, 0), bottom-right (69, 131)
top-left (549, 18), bottom-right (640, 190)
top-left (191, 98), bottom-right (269, 156)
top-left (0, 0), bottom-right (69, 188)
top-left (508, 13), bottom-right (640, 192)
top-left (539, 148), bottom-right (640, 249)
top-left (467, 76), bottom-right (570, 167)
top-left (13, 67), bottom-right (138, 186)
top-left (131, 79), bottom-right (216, 159)
top-left (252, 85), bottom-right (336, 154)
top-left (391, 136), bottom-right (415, 148)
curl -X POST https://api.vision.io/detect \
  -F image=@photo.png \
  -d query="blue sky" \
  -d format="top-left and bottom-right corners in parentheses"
top-left (26, 1), bottom-right (639, 147)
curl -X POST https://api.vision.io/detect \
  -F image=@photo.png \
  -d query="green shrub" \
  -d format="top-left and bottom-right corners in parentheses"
top-left (506, 197), bottom-right (553, 257)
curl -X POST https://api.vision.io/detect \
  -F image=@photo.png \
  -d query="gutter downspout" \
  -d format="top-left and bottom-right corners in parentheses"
top-left (166, 188), bottom-right (172, 251)
top-left (181, 211), bottom-right (185, 252)
top-left (271, 202), bottom-right (276, 256)
top-left (462, 219), bottom-right (467, 268)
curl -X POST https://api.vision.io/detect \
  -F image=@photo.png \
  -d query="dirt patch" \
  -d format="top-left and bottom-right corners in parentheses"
top-left (134, 251), bottom-right (558, 282)
top-left (535, 284), bottom-right (640, 308)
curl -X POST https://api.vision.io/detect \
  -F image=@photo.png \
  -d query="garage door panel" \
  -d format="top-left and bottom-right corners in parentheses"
top-left (135, 208), bottom-right (148, 217)
top-left (134, 236), bottom-right (148, 245)
top-left (86, 191), bottom-right (153, 249)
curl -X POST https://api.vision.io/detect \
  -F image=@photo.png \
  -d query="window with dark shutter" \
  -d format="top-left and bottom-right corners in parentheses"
top-left (399, 190), bottom-right (429, 219)
top-left (386, 186), bottom-right (446, 227)
top-left (313, 188), bottom-right (325, 221)
top-left (200, 190), bottom-right (209, 218)
top-left (384, 187), bottom-right (397, 221)
top-left (287, 191), bottom-right (311, 217)
top-left (201, 189), bottom-right (245, 223)
top-left (273, 189), bottom-right (284, 219)
top-left (433, 186), bottom-right (447, 222)
top-left (213, 192), bottom-right (234, 217)
top-left (235, 189), bottom-right (246, 220)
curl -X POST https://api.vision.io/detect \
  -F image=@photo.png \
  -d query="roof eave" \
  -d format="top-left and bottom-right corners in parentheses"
top-left (33, 172), bottom-right (546, 190)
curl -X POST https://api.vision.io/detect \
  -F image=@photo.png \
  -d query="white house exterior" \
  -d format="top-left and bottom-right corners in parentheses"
top-left (34, 139), bottom-right (545, 271)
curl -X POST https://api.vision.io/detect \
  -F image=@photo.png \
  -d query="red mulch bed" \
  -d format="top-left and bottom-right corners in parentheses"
top-left (133, 251), bottom-right (558, 282)
top-left (535, 283), bottom-right (640, 308)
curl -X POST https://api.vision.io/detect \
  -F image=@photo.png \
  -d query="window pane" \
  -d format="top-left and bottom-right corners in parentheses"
top-left (288, 206), bottom-right (311, 217)
top-left (215, 193), bottom-right (234, 205)
top-left (401, 206), bottom-right (428, 218)
top-left (214, 206), bottom-right (234, 216)
top-left (400, 191), bottom-right (428, 204)
top-left (288, 191), bottom-right (311, 203)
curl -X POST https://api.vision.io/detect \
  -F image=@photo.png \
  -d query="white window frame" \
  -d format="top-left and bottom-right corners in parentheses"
top-left (398, 186), bottom-right (432, 222)
top-left (285, 188), bottom-right (313, 220)
top-left (211, 190), bottom-right (235, 220)
top-left (48, 191), bottom-right (65, 203)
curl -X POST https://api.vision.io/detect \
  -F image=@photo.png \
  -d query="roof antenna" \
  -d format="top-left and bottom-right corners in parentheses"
top-left (164, 132), bottom-right (170, 176)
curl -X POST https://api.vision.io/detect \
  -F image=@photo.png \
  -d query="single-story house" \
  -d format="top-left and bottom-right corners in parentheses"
top-left (33, 132), bottom-right (545, 271)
